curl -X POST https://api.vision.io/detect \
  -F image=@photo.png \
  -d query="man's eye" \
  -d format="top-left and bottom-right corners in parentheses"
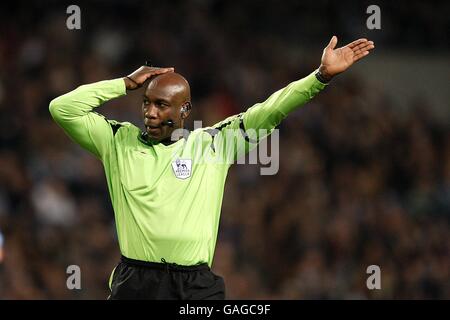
top-left (143, 100), bottom-right (149, 105)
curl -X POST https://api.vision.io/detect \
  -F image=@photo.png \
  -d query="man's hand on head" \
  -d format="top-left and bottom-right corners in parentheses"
top-left (318, 36), bottom-right (375, 82)
top-left (124, 66), bottom-right (175, 90)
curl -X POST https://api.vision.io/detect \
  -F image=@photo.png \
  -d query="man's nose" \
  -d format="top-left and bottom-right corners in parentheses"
top-left (145, 104), bottom-right (159, 118)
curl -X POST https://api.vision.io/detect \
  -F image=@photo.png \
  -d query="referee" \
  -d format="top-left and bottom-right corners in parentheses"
top-left (49, 36), bottom-right (374, 299)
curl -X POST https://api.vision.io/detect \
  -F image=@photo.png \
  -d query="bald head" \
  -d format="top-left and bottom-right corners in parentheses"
top-left (146, 72), bottom-right (191, 103)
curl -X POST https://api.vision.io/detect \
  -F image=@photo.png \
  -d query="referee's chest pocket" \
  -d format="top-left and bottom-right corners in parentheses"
top-left (120, 150), bottom-right (154, 191)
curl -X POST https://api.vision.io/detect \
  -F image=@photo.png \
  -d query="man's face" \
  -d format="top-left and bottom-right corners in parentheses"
top-left (142, 80), bottom-right (185, 142)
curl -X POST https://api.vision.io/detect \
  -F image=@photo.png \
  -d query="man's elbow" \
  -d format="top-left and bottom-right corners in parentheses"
top-left (48, 97), bottom-right (64, 120)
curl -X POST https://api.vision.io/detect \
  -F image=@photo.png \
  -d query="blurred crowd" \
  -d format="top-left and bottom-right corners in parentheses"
top-left (0, 1), bottom-right (448, 299)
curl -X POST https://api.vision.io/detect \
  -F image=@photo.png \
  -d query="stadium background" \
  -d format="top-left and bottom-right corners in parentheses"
top-left (0, 0), bottom-right (448, 299)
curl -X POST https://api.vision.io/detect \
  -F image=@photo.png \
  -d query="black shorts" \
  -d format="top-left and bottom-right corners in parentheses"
top-left (109, 255), bottom-right (226, 300)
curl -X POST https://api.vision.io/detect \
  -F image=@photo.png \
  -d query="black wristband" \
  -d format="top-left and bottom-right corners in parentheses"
top-left (126, 76), bottom-right (139, 87)
top-left (315, 70), bottom-right (330, 84)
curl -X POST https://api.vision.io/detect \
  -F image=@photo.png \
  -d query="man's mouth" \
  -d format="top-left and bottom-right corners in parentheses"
top-left (145, 124), bottom-right (161, 135)
top-left (146, 125), bottom-right (162, 135)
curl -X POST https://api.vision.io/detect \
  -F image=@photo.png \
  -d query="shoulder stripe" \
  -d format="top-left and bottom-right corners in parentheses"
top-left (103, 118), bottom-right (122, 136)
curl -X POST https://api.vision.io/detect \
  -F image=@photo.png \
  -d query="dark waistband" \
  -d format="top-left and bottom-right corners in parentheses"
top-left (120, 255), bottom-right (210, 272)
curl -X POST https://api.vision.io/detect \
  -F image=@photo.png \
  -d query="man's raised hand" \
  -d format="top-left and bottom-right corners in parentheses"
top-left (318, 36), bottom-right (375, 82)
top-left (124, 66), bottom-right (175, 90)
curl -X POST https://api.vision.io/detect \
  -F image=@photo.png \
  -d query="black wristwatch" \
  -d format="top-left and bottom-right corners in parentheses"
top-left (315, 69), bottom-right (331, 84)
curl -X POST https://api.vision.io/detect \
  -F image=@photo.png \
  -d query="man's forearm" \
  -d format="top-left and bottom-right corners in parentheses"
top-left (49, 78), bottom-right (126, 125)
top-left (242, 70), bottom-right (328, 131)
top-left (48, 78), bottom-right (127, 158)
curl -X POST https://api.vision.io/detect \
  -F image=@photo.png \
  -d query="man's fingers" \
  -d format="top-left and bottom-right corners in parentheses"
top-left (143, 67), bottom-right (174, 81)
top-left (353, 50), bottom-right (370, 62)
top-left (347, 38), bottom-right (368, 49)
top-left (353, 42), bottom-right (375, 55)
top-left (143, 66), bottom-right (175, 73)
top-left (147, 67), bottom-right (174, 73)
top-left (156, 67), bottom-right (175, 73)
top-left (351, 41), bottom-right (374, 53)
top-left (327, 36), bottom-right (338, 49)
top-left (350, 38), bottom-right (375, 62)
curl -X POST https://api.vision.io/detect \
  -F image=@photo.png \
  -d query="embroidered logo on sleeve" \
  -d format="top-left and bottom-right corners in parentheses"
top-left (171, 159), bottom-right (192, 179)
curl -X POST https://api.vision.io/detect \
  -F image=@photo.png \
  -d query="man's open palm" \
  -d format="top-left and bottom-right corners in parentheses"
top-left (320, 36), bottom-right (375, 80)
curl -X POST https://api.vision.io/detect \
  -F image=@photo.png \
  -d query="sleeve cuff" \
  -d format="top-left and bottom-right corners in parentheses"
top-left (314, 69), bottom-right (331, 85)
top-left (299, 70), bottom-right (329, 91)
top-left (111, 78), bottom-right (127, 96)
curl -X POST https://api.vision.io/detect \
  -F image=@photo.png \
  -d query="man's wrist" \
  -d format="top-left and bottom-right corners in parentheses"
top-left (123, 76), bottom-right (139, 90)
top-left (316, 66), bottom-right (333, 84)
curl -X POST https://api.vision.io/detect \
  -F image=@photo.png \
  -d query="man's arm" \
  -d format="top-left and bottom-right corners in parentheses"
top-left (209, 71), bottom-right (326, 163)
top-left (244, 36), bottom-right (375, 133)
top-left (210, 36), bottom-right (375, 162)
top-left (49, 66), bottom-right (174, 159)
top-left (49, 79), bottom-right (127, 159)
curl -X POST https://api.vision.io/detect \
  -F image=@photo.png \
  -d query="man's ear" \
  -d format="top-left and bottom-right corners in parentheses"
top-left (180, 102), bottom-right (192, 119)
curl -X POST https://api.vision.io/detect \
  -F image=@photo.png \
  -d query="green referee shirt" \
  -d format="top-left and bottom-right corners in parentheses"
top-left (49, 71), bottom-right (326, 268)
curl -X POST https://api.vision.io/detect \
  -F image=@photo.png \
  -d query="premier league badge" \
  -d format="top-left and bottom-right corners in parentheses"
top-left (172, 158), bottom-right (192, 179)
